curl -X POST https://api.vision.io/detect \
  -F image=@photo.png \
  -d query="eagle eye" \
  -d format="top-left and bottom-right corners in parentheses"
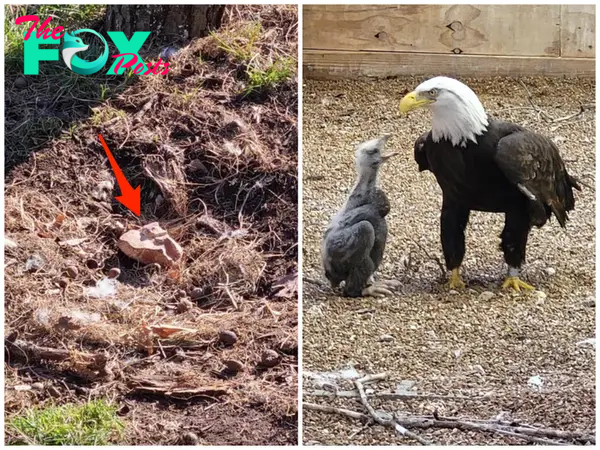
top-left (429, 88), bottom-right (438, 97)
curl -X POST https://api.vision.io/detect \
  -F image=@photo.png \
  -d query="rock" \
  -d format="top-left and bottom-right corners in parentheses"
top-left (449, 290), bottom-right (459, 295)
top-left (534, 291), bottom-right (547, 300)
top-left (176, 298), bottom-right (194, 313)
top-left (260, 349), bottom-right (281, 368)
top-left (31, 382), bottom-right (45, 391)
top-left (14, 76), bottom-right (28, 89)
top-left (379, 334), bottom-right (394, 342)
top-left (107, 267), bottom-right (121, 279)
top-left (86, 259), bottom-right (100, 270)
top-left (190, 287), bottom-right (205, 301)
top-left (189, 159), bottom-right (207, 173)
top-left (58, 278), bottom-right (69, 289)
top-left (223, 359), bottom-right (244, 373)
top-left (478, 291), bottom-right (494, 301)
top-left (218, 330), bottom-right (238, 346)
top-left (65, 266), bottom-right (79, 279)
top-left (582, 297), bottom-right (595, 307)
top-left (118, 222), bottom-right (183, 267)
top-left (25, 254), bottom-right (44, 272)
top-left (544, 267), bottom-right (556, 276)
top-left (5, 237), bottom-right (18, 249)
top-left (180, 432), bottom-right (200, 445)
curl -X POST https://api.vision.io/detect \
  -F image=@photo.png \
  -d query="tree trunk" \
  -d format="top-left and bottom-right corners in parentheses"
top-left (105, 5), bottom-right (225, 43)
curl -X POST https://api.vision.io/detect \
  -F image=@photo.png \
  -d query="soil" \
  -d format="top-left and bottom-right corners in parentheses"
top-left (5, 5), bottom-right (298, 445)
top-left (302, 76), bottom-right (595, 445)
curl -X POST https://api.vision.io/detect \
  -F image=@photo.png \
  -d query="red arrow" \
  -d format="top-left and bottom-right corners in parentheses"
top-left (98, 134), bottom-right (141, 216)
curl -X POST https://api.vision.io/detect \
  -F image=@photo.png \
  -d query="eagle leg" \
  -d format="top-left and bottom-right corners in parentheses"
top-left (502, 276), bottom-right (535, 292)
top-left (447, 268), bottom-right (466, 289)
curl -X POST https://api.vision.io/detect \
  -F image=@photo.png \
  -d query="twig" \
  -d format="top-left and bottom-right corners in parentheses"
top-left (355, 374), bottom-right (433, 445)
top-left (394, 416), bottom-right (567, 445)
top-left (519, 80), bottom-right (554, 122)
top-left (409, 238), bottom-right (445, 277)
top-left (304, 389), bottom-right (488, 402)
top-left (303, 401), bottom-right (369, 421)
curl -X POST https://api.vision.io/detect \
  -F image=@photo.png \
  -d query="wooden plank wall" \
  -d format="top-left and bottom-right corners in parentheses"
top-left (303, 4), bottom-right (595, 79)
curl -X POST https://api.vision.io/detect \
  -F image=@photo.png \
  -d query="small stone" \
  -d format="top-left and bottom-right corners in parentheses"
top-left (218, 330), bottom-right (238, 346)
top-left (478, 291), bottom-right (495, 301)
top-left (47, 386), bottom-right (61, 397)
top-left (180, 432), bottom-right (200, 445)
top-left (14, 76), bottom-right (28, 89)
top-left (534, 291), bottom-right (547, 300)
top-left (31, 382), bottom-right (45, 391)
top-left (5, 237), bottom-right (18, 249)
top-left (107, 267), bottom-right (121, 279)
top-left (223, 359), bottom-right (244, 373)
top-left (260, 349), bottom-right (281, 368)
top-left (25, 254), bottom-right (44, 272)
top-left (177, 298), bottom-right (194, 313)
top-left (449, 290), bottom-right (459, 295)
top-left (58, 278), bottom-right (69, 289)
top-left (190, 287), bottom-right (205, 301)
top-left (65, 266), bottom-right (78, 279)
top-left (544, 267), bottom-right (556, 276)
top-left (379, 334), bottom-right (394, 342)
top-left (86, 259), bottom-right (100, 270)
top-left (189, 159), bottom-right (207, 172)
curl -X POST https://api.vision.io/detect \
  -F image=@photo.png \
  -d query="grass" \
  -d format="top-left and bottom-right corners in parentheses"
top-left (246, 56), bottom-right (295, 95)
top-left (7, 399), bottom-right (124, 445)
top-left (211, 21), bottom-right (262, 63)
top-left (211, 19), bottom-right (295, 96)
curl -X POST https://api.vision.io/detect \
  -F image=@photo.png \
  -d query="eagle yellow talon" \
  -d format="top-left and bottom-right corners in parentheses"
top-left (502, 276), bottom-right (535, 292)
top-left (447, 268), bottom-right (466, 289)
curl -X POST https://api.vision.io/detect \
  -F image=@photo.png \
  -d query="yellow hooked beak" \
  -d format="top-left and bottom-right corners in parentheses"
top-left (399, 91), bottom-right (433, 114)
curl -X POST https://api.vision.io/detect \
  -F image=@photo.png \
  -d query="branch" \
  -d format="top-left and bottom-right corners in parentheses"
top-left (355, 374), bottom-right (433, 445)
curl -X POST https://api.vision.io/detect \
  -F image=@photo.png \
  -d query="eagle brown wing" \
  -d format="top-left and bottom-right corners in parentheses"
top-left (494, 130), bottom-right (578, 227)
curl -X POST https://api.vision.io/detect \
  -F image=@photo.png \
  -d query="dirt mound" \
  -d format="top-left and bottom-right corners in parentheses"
top-left (5, 5), bottom-right (298, 445)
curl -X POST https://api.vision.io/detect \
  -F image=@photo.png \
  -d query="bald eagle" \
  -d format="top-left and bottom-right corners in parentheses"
top-left (400, 77), bottom-right (581, 291)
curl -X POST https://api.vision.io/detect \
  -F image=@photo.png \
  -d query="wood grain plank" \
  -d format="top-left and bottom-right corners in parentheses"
top-left (303, 5), bottom-right (561, 57)
top-left (304, 50), bottom-right (595, 79)
top-left (561, 5), bottom-right (595, 58)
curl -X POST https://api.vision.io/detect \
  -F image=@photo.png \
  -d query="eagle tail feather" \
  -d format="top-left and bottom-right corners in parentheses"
top-left (548, 199), bottom-right (567, 228)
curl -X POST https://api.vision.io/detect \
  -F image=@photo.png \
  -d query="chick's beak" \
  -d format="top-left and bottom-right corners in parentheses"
top-left (381, 152), bottom-right (399, 162)
top-left (399, 91), bottom-right (433, 114)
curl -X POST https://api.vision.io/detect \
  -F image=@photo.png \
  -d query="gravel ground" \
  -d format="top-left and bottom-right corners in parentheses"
top-left (301, 77), bottom-right (595, 445)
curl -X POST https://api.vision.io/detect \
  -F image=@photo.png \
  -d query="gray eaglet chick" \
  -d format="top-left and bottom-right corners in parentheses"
top-left (321, 135), bottom-right (400, 297)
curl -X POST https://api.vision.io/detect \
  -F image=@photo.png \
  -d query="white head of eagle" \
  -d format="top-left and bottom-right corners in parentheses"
top-left (400, 76), bottom-right (489, 148)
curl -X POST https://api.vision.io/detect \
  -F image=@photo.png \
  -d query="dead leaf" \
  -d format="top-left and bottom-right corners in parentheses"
top-left (272, 271), bottom-right (298, 298)
top-left (53, 214), bottom-right (66, 228)
top-left (150, 324), bottom-right (196, 338)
